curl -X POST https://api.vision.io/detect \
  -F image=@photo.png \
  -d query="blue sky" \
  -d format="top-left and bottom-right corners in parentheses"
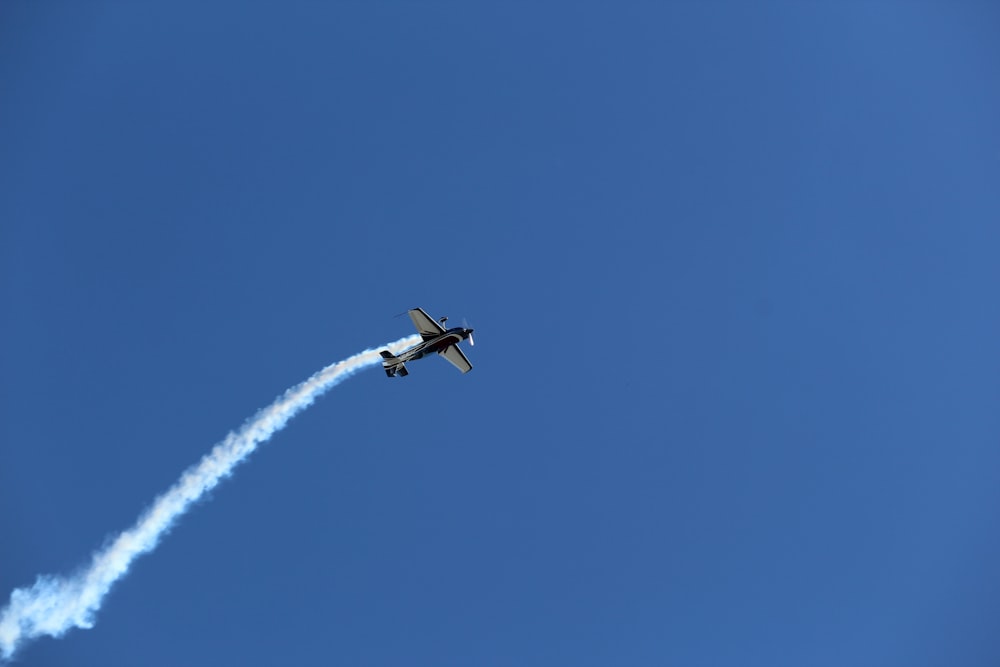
top-left (2, 2), bottom-right (999, 665)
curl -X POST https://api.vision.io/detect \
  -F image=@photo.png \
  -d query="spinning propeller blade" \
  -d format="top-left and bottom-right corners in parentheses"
top-left (462, 317), bottom-right (475, 346)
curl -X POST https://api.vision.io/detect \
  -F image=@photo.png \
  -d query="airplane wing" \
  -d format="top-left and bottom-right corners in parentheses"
top-left (409, 308), bottom-right (446, 340)
top-left (439, 344), bottom-right (473, 373)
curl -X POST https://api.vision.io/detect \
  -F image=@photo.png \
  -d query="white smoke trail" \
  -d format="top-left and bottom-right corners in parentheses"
top-left (0, 334), bottom-right (421, 661)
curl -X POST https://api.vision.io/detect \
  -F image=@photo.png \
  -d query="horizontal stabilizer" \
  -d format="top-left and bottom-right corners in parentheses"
top-left (384, 362), bottom-right (408, 377)
top-left (380, 350), bottom-right (408, 377)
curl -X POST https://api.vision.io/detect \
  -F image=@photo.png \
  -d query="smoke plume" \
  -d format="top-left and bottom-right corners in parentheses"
top-left (0, 335), bottom-right (421, 661)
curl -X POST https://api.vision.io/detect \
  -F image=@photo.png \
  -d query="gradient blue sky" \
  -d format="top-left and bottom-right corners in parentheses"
top-left (2, 2), bottom-right (999, 666)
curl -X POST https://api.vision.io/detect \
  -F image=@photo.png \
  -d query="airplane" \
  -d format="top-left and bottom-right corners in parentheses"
top-left (380, 307), bottom-right (475, 377)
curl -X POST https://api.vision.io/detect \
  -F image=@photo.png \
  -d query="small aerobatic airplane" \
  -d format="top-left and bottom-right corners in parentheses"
top-left (380, 307), bottom-right (475, 377)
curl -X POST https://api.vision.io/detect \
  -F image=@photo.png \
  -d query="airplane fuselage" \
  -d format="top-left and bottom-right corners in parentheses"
top-left (397, 328), bottom-right (473, 363)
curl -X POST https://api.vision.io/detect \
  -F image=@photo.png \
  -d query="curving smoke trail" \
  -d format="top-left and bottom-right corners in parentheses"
top-left (0, 334), bottom-right (421, 661)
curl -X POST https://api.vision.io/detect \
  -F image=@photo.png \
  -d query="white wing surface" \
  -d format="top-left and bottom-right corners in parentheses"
top-left (409, 308), bottom-right (446, 340)
top-left (439, 345), bottom-right (473, 373)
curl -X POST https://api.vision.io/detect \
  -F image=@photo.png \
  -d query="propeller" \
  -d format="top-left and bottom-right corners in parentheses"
top-left (463, 317), bottom-right (475, 346)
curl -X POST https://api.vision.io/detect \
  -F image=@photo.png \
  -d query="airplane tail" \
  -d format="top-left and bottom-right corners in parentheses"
top-left (379, 350), bottom-right (408, 377)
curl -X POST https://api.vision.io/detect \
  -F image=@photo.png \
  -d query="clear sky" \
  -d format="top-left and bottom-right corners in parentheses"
top-left (2, 2), bottom-right (999, 666)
